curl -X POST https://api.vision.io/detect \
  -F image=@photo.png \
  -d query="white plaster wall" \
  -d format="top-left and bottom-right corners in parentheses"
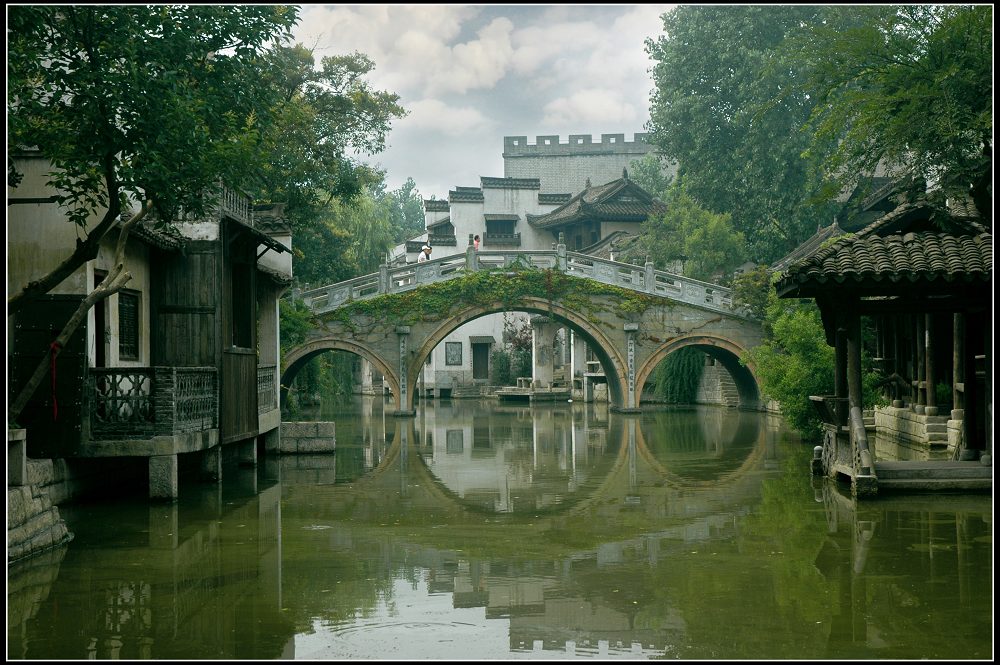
top-left (258, 232), bottom-right (292, 277)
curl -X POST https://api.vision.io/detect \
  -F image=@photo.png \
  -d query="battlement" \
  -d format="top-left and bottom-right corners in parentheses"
top-left (503, 133), bottom-right (653, 157)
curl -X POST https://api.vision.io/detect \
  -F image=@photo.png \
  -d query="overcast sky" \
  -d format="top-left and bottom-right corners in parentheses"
top-left (293, 4), bottom-right (676, 200)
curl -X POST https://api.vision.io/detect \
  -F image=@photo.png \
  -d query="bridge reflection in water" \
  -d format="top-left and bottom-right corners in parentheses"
top-left (7, 397), bottom-right (993, 660)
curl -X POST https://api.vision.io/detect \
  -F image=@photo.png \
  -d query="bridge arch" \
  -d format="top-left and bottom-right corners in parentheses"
top-left (408, 296), bottom-right (629, 413)
top-left (636, 334), bottom-right (762, 410)
top-left (280, 338), bottom-right (399, 409)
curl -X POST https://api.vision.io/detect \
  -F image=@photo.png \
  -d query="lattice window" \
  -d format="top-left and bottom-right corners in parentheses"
top-left (446, 342), bottom-right (463, 366)
top-left (118, 290), bottom-right (140, 360)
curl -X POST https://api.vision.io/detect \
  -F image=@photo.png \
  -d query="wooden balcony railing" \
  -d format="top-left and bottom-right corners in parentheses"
top-left (88, 367), bottom-right (217, 440)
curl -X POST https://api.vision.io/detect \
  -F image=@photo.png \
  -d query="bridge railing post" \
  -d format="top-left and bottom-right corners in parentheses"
top-left (557, 232), bottom-right (567, 272)
top-left (645, 259), bottom-right (655, 293)
top-left (466, 244), bottom-right (478, 272)
top-left (379, 264), bottom-right (389, 294)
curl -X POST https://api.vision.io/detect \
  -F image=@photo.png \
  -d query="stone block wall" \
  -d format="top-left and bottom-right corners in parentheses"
top-left (278, 421), bottom-right (336, 454)
top-left (873, 405), bottom-right (953, 461)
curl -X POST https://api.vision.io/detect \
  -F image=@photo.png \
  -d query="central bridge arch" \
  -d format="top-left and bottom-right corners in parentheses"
top-left (281, 338), bottom-right (399, 408)
top-left (411, 296), bottom-right (628, 410)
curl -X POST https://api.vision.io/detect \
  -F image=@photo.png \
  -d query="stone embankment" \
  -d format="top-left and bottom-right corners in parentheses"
top-left (8, 429), bottom-right (73, 563)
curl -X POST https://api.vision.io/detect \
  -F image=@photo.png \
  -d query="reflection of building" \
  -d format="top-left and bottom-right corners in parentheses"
top-left (6, 479), bottom-right (292, 659)
top-left (416, 402), bottom-right (612, 512)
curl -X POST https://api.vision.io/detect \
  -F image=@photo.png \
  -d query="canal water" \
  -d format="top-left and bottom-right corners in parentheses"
top-left (7, 397), bottom-right (993, 660)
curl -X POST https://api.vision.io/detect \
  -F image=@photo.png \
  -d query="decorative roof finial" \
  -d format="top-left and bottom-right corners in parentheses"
top-left (623, 167), bottom-right (629, 180)
top-left (585, 177), bottom-right (591, 189)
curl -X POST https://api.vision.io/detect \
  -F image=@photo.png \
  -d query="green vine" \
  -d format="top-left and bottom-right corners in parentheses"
top-left (325, 267), bottom-right (669, 331)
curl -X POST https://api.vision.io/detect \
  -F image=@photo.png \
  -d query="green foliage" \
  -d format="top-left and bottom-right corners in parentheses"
top-left (645, 5), bottom-right (840, 263)
top-left (7, 5), bottom-right (300, 226)
top-left (489, 349), bottom-right (513, 386)
top-left (793, 5), bottom-right (993, 218)
top-left (641, 180), bottom-right (747, 283)
top-left (627, 153), bottom-right (674, 198)
top-left (279, 298), bottom-right (317, 354)
top-left (247, 44), bottom-right (405, 231)
top-left (648, 347), bottom-right (705, 403)
top-left (729, 265), bottom-right (773, 320)
top-left (330, 268), bottom-right (665, 332)
top-left (744, 288), bottom-right (835, 440)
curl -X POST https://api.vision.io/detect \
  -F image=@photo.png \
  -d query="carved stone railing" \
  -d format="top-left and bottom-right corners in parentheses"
top-left (88, 367), bottom-right (217, 440)
top-left (298, 245), bottom-right (748, 319)
top-left (258, 365), bottom-right (277, 413)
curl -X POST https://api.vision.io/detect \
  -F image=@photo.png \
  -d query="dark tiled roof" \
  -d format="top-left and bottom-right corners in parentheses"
top-left (481, 176), bottom-right (540, 189)
top-left (528, 177), bottom-right (665, 230)
top-left (777, 202), bottom-right (991, 296)
top-left (771, 222), bottom-right (847, 273)
top-left (449, 187), bottom-right (484, 203)
top-left (424, 199), bottom-right (450, 212)
top-left (427, 217), bottom-right (451, 229)
top-left (538, 193), bottom-right (572, 205)
top-left (130, 219), bottom-right (184, 251)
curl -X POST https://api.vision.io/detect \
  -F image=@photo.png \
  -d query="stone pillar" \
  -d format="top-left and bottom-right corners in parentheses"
top-left (622, 323), bottom-right (640, 412)
top-left (466, 243), bottom-right (478, 272)
top-left (201, 446), bottom-right (222, 482)
top-left (149, 454), bottom-right (178, 501)
top-left (360, 357), bottom-right (374, 395)
top-left (238, 438), bottom-right (257, 467)
top-left (379, 263), bottom-right (389, 294)
top-left (394, 326), bottom-right (415, 416)
top-left (645, 260), bottom-right (655, 293)
top-left (556, 232), bottom-right (567, 271)
top-left (531, 316), bottom-right (558, 388)
top-left (8, 428), bottom-right (27, 487)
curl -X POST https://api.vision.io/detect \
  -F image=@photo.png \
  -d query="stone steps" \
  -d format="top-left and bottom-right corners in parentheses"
top-left (875, 460), bottom-right (992, 480)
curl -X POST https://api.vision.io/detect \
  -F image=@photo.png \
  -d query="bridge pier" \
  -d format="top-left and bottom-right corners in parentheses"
top-left (394, 326), bottom-right (416, 417)
top-left (616, 323), bottom-right (641, 413)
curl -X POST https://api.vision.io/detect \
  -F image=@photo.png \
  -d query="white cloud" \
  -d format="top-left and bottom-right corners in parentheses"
top-left (541, 89), bottom-right (639, 127)
top-left (291, 5), bottom-right (674, 193)
top-left (401, 98), bottom-right (494, 135)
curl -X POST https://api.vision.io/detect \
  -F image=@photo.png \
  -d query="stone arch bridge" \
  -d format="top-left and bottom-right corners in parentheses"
top-left (283, 245), bottom-right (765, 415)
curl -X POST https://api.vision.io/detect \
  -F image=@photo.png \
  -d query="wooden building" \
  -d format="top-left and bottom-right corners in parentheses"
top-left (775, 198), bottom-right (992, 496)
top-left (8, 152), bottom-right (291, 499)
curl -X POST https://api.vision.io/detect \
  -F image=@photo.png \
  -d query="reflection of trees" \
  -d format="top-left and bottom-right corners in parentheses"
top-left (639, 408), bottom-right (759, 480)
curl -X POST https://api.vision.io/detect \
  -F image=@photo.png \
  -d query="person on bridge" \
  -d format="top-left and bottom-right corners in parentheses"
top-left (417, 244), bottom-right (432, 262)
top-left (473, 234), bottom-right (480, 251)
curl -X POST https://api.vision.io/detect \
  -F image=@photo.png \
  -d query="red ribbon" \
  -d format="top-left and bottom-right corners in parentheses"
top-left (50, 341), bottom-right (62, 420)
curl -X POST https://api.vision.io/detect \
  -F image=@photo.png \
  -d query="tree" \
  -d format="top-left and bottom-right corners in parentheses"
top-left (793, 5), bottom-right (992, 221)
top-left (247, 44), bottom-right (405, 231)
top-left (7, 5), bottom-right (302, 423)
top-left (645, 6), bottom-right (840, 263)
top-left (742, 282), bottom-right (835, 440)
top-left (641, 180), bottom-right (747, 283)
top-left (7, 5), bottom-right (301, 312)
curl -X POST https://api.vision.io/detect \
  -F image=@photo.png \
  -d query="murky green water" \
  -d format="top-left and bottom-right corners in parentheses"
top-left (7, 397), bottom-right (993, 660)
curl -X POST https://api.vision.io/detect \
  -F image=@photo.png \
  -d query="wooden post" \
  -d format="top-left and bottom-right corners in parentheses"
top-left (915, 315), bottom-right (926, 412)
top-left (953, 313), bottom-right (965, 413)
top-left (925, 313), bottom-right (936, 415)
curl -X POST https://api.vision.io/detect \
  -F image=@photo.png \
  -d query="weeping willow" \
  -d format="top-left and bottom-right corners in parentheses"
top-left (649, 347), bottom-right (705, 404)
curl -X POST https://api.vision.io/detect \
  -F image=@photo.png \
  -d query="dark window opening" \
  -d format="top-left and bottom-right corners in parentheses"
top-left (118, 289), bottom-right (140, 360)
top-left (231, 262), bottom-right (254, 348)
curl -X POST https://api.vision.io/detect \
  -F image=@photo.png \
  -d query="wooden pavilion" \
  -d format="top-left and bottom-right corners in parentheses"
top-left (775, 198), bottom-right (992, 497)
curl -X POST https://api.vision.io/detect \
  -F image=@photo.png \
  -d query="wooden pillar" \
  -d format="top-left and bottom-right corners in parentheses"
top-left (835, 324), bottom-right (848, 424)
top-left (925, 313), bottom-right (937, 415)
top-left (846, 312), bottom-right (863, 411)
top-left (915, 315), bottom-right (926, 412)
top-left (953, 313), bottom-right (965, 413)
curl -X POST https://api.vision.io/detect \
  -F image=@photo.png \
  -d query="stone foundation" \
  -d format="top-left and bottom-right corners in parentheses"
top-left (278, 422), bottom-right (337, 454)
top-left (8, 429), bottom-right (73, 563)
top-left (873, 405), bottom-right (954, 461)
